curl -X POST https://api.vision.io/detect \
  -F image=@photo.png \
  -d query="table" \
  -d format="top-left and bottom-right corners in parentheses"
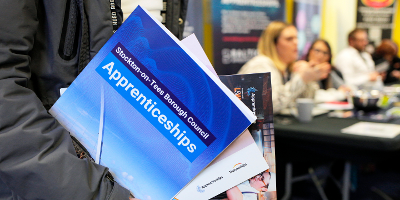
top-left (275, 114), bottom-right (400, 151)
top-left (273, 113), bottom-right (400, 200)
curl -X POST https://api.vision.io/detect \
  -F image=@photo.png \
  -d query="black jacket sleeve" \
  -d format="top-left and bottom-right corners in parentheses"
top-left (0, 0), bottom-right (130, 199)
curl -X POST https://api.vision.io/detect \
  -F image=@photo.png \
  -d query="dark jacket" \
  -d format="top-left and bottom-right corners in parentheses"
top-left (373, 54), bottom-right (400, 84)
top-left (0, 0), bottom-right (130, 199)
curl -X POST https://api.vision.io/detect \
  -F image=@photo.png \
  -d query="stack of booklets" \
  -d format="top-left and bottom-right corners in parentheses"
top-left (173, 36), bottom-right (276, 200)
top-left (50, 6), bottom-right (275, 200)
top-left (217, 73), bottom-right (276, 200)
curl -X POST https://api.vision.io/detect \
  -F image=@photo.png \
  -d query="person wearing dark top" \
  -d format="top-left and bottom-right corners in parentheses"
top-left (372, 39), bottom-right (400, 84)
top-left (0, 0), bottom-right (187, 199)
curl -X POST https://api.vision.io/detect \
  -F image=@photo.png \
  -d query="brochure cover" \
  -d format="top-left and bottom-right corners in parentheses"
top-left (49, 6), bottom-right (255, 200)
top-left (218, 73), bottom-right (277, 200)
top-left (172, 35), bottom-right (269, 200)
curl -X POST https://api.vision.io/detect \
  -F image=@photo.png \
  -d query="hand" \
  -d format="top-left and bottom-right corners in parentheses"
top-left (129, 198), bottom-right (141, 200)
top-left (292, 61), bottom-right (316, 83)
top-left (314, 62), bottom-right (331, 79)
top-left (369, 71), bottom-right (379, 81)
top-left (379, 72), bottom-right (387, 81)
top-left (292, 60), bottom-right (310, 73)
top-left (391, 70), bottom-right (400, 79)
top-left (294, 61), bottom-right (330, 83)
top-left (308, 60), bottom-right (319, 67)
top-left (338, 85), bottom-right (352, 93)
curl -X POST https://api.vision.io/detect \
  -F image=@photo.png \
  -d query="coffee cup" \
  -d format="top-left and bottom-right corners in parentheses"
top-left (295, 98), bottom-right (314, 123)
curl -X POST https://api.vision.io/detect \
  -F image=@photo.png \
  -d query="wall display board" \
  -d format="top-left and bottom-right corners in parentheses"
top-left (210, 0), bottom-right (285, 75)
top-left (356, 0), bottom-right (396, 46)
top-left (183, 0), bottom-right (204, 43)
top-left (293, 0), bottom-right (322, 59)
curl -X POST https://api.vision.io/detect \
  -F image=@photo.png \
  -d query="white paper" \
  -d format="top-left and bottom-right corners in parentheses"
top-left (341, 122), bottom-right (400, 138)
top-left (181, 34), bottom-right (217, 77)
top-left (317, 102), bottom-right (353, 110)
top-left (279, 107), bottom-right (329, 116)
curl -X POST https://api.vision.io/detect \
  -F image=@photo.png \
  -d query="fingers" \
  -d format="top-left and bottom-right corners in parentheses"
top-left (320, 72), bottom-right (329, 79)
top-left (293, 60), bottom-right (310, 72)
top-left (391, 70), bottom-right (400, 78)
top-left (297, 61), bottom-right (332, 82)
top-left (338, 85), bottom-right (352, 93)
top-left (315, 62), bottom-right (331, 72)
top-left (313, 62), bottom-right (330, 80)
top-left (308, 60), bottom-right (318, 67)
top-left (369, 71), bottom-right (379, 81)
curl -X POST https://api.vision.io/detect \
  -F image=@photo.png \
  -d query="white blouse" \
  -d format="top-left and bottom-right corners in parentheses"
top-left (334, 46), bottom-right (376, 89)
top-left (238, 55), bottom-right (319, 114)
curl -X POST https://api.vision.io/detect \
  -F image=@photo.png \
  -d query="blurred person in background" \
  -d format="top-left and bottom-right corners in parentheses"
top-left (238, 21), bottom-right (330, 114)
top-left (372, 39), bottom-right (400, 84)
top-left (305, 39), bottom-right (337, 89)
top-left (334, 28), bottom-right (382, 90)
top-left (304, 39), bottom-right (351, 102)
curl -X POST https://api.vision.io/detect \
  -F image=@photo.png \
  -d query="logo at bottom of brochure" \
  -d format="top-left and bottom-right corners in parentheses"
top-left (197, 176), bottom-right (224, 193)
top-left (229, 163), bottom-right (247, 173)
top-left (196, 186), bottom-right (205, 193)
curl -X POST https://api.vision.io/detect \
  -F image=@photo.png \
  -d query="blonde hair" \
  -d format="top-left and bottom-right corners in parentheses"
top-left (258, 21), bottom-right (294, 72)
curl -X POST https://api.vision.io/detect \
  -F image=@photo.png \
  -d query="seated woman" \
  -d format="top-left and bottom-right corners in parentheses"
top-left (305, 39), bottom-right (335, 88)
top-left (238, 21), bottom-right (329, 114)
top-left (304, 39), bottom-right (350, 102)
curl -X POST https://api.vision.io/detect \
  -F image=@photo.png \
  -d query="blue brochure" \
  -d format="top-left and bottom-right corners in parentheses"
top-left (50, 6), bottom-right (255, 200)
